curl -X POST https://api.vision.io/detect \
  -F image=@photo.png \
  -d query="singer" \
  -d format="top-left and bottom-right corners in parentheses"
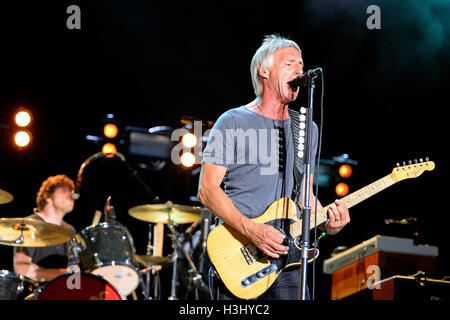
top-left (198, 34), bottom-right (350, 300)
top-left (13, 174), bottom-right (79, 283)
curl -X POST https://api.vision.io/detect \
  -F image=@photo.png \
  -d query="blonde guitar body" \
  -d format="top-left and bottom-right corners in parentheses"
top-left (207, 198), bottom-right (317, 300)
top-left (207, 160), bottom-right (435, 300)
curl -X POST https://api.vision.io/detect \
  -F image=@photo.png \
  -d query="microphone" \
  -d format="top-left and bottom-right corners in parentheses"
top-left (288, 68), bottom-right (322, 89)
top-left (104, 195), bottom-right (116, 221)
top-left (71, 178), bottom-right (82, 200)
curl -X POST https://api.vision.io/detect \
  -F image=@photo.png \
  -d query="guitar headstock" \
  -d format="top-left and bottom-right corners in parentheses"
top-left (391, 158), bottom-right (435, 182)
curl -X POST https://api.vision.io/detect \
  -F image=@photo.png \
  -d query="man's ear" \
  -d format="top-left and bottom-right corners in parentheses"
top-left (258, 62), bottom-right (270, 80)
top-left (45, 196), bottom-right (53, 208)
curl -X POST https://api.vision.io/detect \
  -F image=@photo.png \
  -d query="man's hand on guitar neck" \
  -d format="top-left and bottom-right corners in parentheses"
top-left (243, 219), bottom-right (289, 259)
top-left (324, 199), bottom-right (350, 235)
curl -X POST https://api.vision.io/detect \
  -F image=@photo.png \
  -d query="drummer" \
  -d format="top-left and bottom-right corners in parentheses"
top-left (13, 174), bottom-right (78, 283)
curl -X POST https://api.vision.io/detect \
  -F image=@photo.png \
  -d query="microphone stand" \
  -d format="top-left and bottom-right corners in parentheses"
top-left (299, 74), bottom-right (318, 300)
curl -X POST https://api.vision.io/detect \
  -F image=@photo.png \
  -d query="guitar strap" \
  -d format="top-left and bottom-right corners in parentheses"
top-left (287, 107), bottom-right (305, 204)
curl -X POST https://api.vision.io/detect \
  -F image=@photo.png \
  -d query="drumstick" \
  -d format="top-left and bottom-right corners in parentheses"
top-left (153, 223), bottom-right (164, 272)
top-left (91, 210), bottom-right (102, 226)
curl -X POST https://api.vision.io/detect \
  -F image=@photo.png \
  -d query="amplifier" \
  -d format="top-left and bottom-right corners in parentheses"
top-left (323, 235), bottom-right (439, 300)
top-left (324, 235), bottom-right (438, 275)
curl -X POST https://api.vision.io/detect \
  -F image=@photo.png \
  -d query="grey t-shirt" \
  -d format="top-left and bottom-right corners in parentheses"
top-left (202, 106), bottom-right (318, 219)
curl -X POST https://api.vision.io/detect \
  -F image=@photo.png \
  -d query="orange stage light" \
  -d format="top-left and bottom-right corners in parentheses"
top-left (14, 130), bottom-right (32, 148)
top-left (102, 143), bottom-right (117, 155)
top-left (182, 133), bottom-right (197, 148)
top-left (335, 182), bottom-right (350, 197)
top-left (15, 110), bottom-right (32, 127)
top-left (103, 123), bottom-right (119, 139)
top-left (180, 152), bottom-right (196, 167)
top-left (338, 164), bottom-right (353, 178)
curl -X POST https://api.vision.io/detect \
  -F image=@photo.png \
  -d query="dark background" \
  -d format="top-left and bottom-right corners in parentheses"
top-left (0, 0), bottom-right (448, 301)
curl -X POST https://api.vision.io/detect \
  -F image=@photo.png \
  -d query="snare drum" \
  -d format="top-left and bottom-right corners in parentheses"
top-left (76, 222), bottom-right (139, 296)
top-left (0, 270), bottom-right (36, 300)
top-left (34, 273), bottom-right (124, 300)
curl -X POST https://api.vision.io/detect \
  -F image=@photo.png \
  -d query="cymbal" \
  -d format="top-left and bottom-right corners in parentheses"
top-left (135, 255), bottom-right (172, 266)
top-left (0, 189), bottom-right (13, 205)
top-left (0, 218), bottom-right (72, 247)
top-left (129, 201), bottom-right (201, 224)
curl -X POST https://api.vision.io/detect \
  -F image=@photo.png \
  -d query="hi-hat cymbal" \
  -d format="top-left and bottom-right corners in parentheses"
top-left (0, 189), bottom-right (14, 205)
top-left (0, 218), bottom-right (72, 247)
top-left (135, 255), bottom-right (172, 267)
top-left (129, 201), bottom-right (201, 224)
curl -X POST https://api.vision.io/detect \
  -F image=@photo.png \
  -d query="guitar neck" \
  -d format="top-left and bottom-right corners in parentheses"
top-left (290, 174), bottom-right (396, 238)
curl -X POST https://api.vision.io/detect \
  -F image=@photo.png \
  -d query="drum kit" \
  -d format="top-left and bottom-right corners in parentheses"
top-left (0, 188), bottom-right (212, 300)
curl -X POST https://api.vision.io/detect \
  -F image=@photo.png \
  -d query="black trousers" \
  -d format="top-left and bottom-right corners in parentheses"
top-left (213, 266), bottom-right (310, 300)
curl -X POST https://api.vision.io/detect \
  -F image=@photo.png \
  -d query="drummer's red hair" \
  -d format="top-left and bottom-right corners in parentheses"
top-left (36, 175), bottom-right (74, 212)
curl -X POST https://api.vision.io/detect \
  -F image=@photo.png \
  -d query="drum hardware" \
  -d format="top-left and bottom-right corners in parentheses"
top-left (0, 270), bottom-right (37, 300)
top-left (165, 222), bottom-right (209, 300)
top-left (128, 200), bottom-right (202, 300)
top-left (136, 255), bottom-right (172, 266)
top-left (0, 189), bottom-right (14, 204)
top-left (0, 217), bottom-right (72, 247)
top-left (198, 208), bottom-right (212, 275)
top-left (136, 223), bottom-right (168, 300)
top-left (167, 222), bottom-right (181, 300)
top-left (180, 239), bottom-right (209, 300)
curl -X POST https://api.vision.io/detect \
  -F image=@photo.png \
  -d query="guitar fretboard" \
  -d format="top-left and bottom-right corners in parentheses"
top-left (290, 174), bottom-right (396, 238)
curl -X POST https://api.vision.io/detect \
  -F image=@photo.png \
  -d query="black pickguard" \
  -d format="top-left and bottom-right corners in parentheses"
top-left (264, 218), bottom-right (302, 272)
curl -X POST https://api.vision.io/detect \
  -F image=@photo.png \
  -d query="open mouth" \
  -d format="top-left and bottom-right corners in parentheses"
top-left (288, 81), bottom-right (299, 91)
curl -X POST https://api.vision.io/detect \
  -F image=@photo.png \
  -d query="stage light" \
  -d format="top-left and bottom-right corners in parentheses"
top-left (335, 182), bottom-right (349, 197)
top-left (14, 130), bottom-right (32, 148)
top-left (15, 110), bottom-right (32, 127)
top-left (339, 164), bottom-right (353, 178)
top-left (102, 143), bottom-right (117, 155)
top-left (180, 152), bottom-right (195, 167)
top-left (103, 123), bottom-right (118, 139)
top-left (182, 132), bottom-right (197, 148)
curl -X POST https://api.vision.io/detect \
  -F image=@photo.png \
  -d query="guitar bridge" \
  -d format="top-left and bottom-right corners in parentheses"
top-left (240, 243), bottom-right (265, 265)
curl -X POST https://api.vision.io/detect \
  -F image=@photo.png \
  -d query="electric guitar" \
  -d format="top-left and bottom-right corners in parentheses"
top-left (206, 160), bottom-right (435, 299)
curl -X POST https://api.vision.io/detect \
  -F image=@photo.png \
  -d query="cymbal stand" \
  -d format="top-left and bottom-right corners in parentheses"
top-left (139, 223), bottom-right (154, 300)
top-left (167, 222), bottom-right (180, 300)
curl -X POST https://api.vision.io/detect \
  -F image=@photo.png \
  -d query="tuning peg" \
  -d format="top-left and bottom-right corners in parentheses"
top-left (425, 157), bottom-right (429, 161)
top-left (403, 161), bottom-right (406, 166)
top-left (419, 158), bottom-right (423, 162)
top-left (396, 163), bottom-right (400, 167)
top-left (408, 160), bottom-right (412, 165)
top-left (414, 159), bottom-right (418, 164)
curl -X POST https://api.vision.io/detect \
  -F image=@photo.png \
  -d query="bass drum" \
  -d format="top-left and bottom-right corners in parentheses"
top-left (0, 270), bottom-right (36, 300)
top-left (75, 221), bottom-right (139, 297)
top-left (34, 273), bottom-right (124, 300)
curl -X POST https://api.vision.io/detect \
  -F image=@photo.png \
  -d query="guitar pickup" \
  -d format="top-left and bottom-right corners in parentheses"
top-left (241, 264), bottom-right (278, 287)
top-left (240, 243), bottom-right (265, 265)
